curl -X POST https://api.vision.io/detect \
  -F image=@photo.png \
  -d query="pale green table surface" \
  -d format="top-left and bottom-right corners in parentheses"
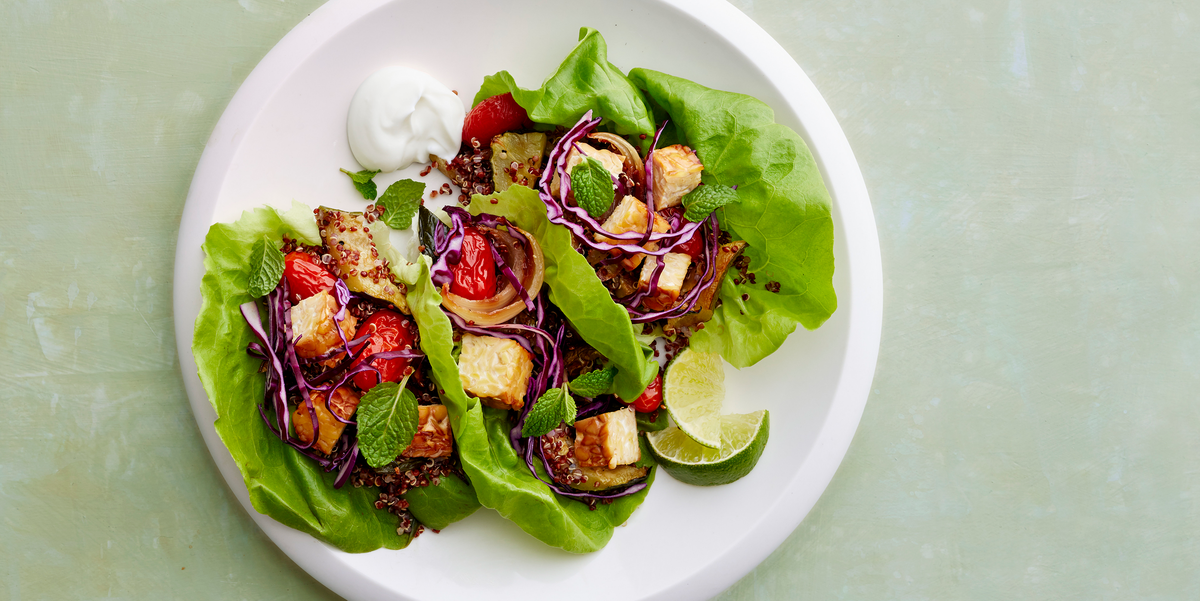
top-left (4, 1), bottom-right (1198, 599)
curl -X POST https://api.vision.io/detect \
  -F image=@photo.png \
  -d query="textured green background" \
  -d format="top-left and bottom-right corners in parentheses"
top-left (3, 0), bottom-right (1198, 599)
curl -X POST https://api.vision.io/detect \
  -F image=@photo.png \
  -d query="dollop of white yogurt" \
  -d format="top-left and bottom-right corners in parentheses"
top-left (347, 66), bottom-right (464, 173)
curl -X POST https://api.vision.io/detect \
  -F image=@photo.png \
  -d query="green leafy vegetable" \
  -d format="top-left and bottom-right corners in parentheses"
top-left (628, 68), bottom-right (837, 368)
top-left (568, 367), bottom-right (616, 398)
top-left (246, 237), bottom-right (284, 298)
top-left (682, 185), bottom-right (741, 222)
top-left (341, 168), bottom-right (380, 200)
top-left (467, 186), bottom-right (657, 400)
top-left (569, 157), bottom-right (615, 218)
top-left (194, 202), bottom-right (477, 552)
top-left (521, 386), bottom-right (575, 438)
top-left (636, 408), bottom-right (670, 432)
top-left (403, 473), bottom-right (480, 531)
top-left (473, 27), bottom-right (654, 144)
top-left (378, 179), bottom-right (425, 230)
top-left (356, 381), bottom-right (419, 468)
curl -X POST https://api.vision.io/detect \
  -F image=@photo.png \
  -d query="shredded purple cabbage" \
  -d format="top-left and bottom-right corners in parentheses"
top-left (534, 113), bottom-right (726, 324)
top-left (536, 112), bottom-right (705, 254)
top-left (241, 281), bottom-right (424, 486)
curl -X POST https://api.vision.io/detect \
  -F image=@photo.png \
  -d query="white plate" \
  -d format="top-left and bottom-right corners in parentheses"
top-left (172, 0), bottom-right (881, 599)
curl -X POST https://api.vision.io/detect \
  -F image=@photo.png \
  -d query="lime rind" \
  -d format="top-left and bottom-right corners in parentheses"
top-left (647, 410), bottom-right (770, 486)
top-left (663, 349), bottom-right (725, 448)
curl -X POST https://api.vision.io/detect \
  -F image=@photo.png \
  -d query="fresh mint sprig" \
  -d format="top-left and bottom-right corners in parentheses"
top-left (247, 237), bottom-right (285, 298)
top-left (569, 157), bottom-right (615, 218)
top-left (521, 385), bottom-right (576, 438)
top-left (356, 380), bottom-right (419, 468)
top-left (340, 168), bottom-right (381, 200)
top-left (682, 184), bottom-right (740, 222)
top-left (568, 367), bottom-right (616, 398)
top-left (377, 179), bottom-right (426, 230)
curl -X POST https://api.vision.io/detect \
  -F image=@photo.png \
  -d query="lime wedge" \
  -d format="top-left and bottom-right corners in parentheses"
top-left (663, 348), bottom-right (725, 448)
top-left (647, 410), bottom-right (770, 486)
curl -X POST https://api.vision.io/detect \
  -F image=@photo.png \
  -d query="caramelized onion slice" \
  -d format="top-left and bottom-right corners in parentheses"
top-left (589, 132), bottom-right (645, 184)
top-left (441, 224), bottom-right (545, 326)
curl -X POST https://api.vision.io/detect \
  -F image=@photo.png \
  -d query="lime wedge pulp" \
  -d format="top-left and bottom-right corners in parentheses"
top-left (662, 348), bottom-right (725, 448)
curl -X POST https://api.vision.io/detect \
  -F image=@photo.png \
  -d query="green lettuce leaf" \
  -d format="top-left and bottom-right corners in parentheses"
top-left (193, 202), bottom-right (476, 552)
top-left (406, 206), bottom-right (656, 553)
top-left (467, 185), bottom-right (658, 400)
top-left (473, 27), bottom-right (654, 141)
top-left (627, 68), bottom-right (838, 367)
top-left (403, 473), bottom-right (480, 531)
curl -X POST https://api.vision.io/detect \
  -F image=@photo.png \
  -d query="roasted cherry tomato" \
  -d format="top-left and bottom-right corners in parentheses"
top-left (461, 93), bottom-right (532, 144)
top-left (349, 310), bottom-right (417, 391)
top-left (450, 227), bottom-right (497, 300)
top-left (283, 251), bottom-right (338, 302)
top-left (674, 230), bottom-right (704, 259)
top-left (632, 374), bottom-right (663, 413)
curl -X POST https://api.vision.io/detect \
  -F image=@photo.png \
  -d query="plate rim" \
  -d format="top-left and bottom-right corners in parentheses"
top-left (171, 0), bottom-right (882, 599)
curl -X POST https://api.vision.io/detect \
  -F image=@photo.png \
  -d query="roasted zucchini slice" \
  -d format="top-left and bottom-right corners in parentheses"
top-left (490, 132), bottom-right (546, 192)
top-left (569, 465), bottom-right (650, 491)
top-left (316, 206), bottom-right (409, 313)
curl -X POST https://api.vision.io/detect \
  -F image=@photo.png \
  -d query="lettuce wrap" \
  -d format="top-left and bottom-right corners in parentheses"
top-left (193, 202), bottom-right (479, 553)
top-left (409, 187), bottom-right (656, 553)
top-left (474, 28), bottom-right (837, 368)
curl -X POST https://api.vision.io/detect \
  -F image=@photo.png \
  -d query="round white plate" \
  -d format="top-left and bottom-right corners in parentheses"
top-left (172, 0), bottom-right (881, 599)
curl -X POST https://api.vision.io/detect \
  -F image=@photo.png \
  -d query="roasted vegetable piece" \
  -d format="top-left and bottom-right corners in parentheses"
top-left (462, 92), bottom-right (532, 144)
top-left (490, 132), bottom-right (546, 192)
top-left (450, 227), bottom-right (497, 300)
top-left (283, 251), bottom-right (338, 302)
top-left (574, 406), bottom-right (639, 469)
top-left (317, 206), bottom-right (409, 313)
top-left (417, 206), bottom-right (442, 261)
top-left (348, 309), bottom-right (416, 391)
top-left (665, 240), bottom-right (747, 333)
top-left (289, 289), bottom-right (357, 359)
top-left (402, 405), bottom-right (454, 458)
top-left (293, 387), bottom-right (360, 455)
top-left (458, 333), bottom-right (534, 411)
top-left (570, 464), bottom-right (649, 491)
top-left (632, 374), bottom-right (663, 413)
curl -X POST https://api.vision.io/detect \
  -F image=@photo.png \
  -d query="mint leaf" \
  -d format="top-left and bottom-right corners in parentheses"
top-left (682, 185), bottom-right (740, 222)
top-left (247, 237), bottom-right (285, 298)
top-left (341, 168), bottom-right (381, 200)
top-left (569, 157), bottom-right (615, 218)
top-left (522, 386), bottom-right (574, 437)
top-left (568, 367), bottom-right (616, 398)
top-left (378, 179), bottom-right (426, 230)
top-left (562, 391), bottom-right (577, 426)
top-left (357, 381), bottom-right (419, 468)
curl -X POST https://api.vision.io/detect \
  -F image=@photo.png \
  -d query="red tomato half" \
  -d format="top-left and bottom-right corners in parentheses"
top-left (283, 251), bottom-right (338, 302)
top-left (450, 227), bottom-right (497, 300)
top-left (674, 230), bottom-right (704, 259)
top-left (632, 374), bottom-right (663, 413)
top-left (349, 310), bottom-right (417, 391)
top-left (462, 93), bottom-right (532, 144)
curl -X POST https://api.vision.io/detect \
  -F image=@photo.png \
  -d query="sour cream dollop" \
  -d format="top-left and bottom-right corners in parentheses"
top-left (347, 66), bottom-right (464, 173)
